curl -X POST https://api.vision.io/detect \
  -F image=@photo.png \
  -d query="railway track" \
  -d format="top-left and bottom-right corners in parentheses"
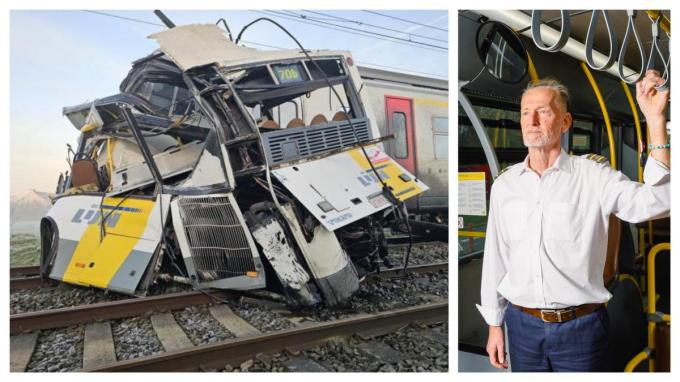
top-left (11, 262), bottom-right (447, 333)
top-left (10, 262), bottom-right (447, 372)
top-left (12, 298), bottom-right (447, 372)
top-left (84, 302), bottom-right (447, 372)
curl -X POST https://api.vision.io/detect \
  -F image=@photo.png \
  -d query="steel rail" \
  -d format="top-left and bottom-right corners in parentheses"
top-left (373, 262), bottom-right (448, 278)
top-left (83, 302), bottom-right (448, 372)
top-left (10, 266), bottom-right (41, 278)
top-left (10, 262), bottom-right (447, 334)
top-left (10, 276), bottom-right (49, 290)
top-left (10, 290), bottom-right (240, 334)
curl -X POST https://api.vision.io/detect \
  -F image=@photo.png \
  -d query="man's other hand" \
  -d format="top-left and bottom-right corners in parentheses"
top-left (487, 325), bottom-right (509, 369)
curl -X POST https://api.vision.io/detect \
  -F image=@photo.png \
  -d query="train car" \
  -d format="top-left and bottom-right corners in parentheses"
top-left (39, 19), bottom-right (435, 308)
top-left (358, 67), bottom-right (449, 217)
top-left (457, 10), bottom-right (670, 372)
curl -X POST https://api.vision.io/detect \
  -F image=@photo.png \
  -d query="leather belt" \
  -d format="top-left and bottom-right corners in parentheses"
top-left (513, 303), bottom-right (604, 323)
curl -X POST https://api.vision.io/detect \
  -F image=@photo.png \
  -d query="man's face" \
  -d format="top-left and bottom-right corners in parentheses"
top-left (520, 87), bottom-right (572, 148)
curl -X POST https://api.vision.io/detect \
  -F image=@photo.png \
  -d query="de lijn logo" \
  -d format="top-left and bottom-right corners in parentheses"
top-left (71, 204), bottom-right (141, 228)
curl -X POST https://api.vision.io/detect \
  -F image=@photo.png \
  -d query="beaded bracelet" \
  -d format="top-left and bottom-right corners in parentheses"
top-left (650, 143), bottom-right (671, 150)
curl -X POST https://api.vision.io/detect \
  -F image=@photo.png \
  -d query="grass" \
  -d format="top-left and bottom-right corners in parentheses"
top-left (10, 234), bottom-right (40, 267)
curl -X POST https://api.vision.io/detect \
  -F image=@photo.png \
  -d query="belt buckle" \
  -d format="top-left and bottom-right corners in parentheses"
top-left (540, 309), bottom-right (562, 323)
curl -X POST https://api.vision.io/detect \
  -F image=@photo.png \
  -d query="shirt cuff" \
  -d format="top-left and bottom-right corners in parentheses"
top-left (644, 156), bottom-right (670, 186)
top-left (476, 303), bottom-right (507, 326)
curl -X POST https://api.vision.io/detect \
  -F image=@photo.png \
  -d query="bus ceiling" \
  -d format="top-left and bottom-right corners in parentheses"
top-left (473, 10), bottom-right (670, 84)
top-left (459, 10), bottom-right (670, 122)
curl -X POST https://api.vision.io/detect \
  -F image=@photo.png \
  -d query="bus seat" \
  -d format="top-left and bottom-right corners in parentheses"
top-left (71, 159), bottom-right (103, 190)
top-left (310, 114), bottom-right (328, 125)
top-left (606, 275), bottom-right (646, 371)
top-left (332, 111), bottom-right (349, 121)
top-left (655, 322), bottom-right (671, 372)
top-left (258, 120), bottom-right (279, 130)
top-left (286, 118), bottom-right (304, 128)
top-left (603, 214), bottom-right (621, 289)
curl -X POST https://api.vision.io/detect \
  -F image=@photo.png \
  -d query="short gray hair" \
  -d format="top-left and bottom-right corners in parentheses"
top-left (522, 77), bottom-right (570, 112)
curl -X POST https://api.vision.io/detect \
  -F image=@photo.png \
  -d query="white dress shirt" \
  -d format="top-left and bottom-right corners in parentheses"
top-left (476, 149), bottom-right (670, 326)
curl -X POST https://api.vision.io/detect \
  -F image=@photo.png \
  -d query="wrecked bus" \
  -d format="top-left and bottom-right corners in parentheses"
top-left (39, 23), bottom-right (429, 307)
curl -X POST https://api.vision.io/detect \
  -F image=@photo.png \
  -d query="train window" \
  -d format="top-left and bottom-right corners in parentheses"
top-left (433, 116), bottom-right (448, 159)
top-left (392, 112), bottom-right (408, 158)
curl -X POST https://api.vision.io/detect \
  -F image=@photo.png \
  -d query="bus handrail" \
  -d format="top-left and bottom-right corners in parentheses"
top-left (526, 52), bottom-right (540, 83)
top-left (646, 242), bottom-right (670, 372)
top-left (618, 11), bottom-right (646, 84)
top-left (647, 242), bottom-right (670, 314)
top-left (624, 349), bottom-right (652, 372)
top-left (580, 62), bottom-right (616, 169)
top-left (625, 242), bottom-right (670, 372)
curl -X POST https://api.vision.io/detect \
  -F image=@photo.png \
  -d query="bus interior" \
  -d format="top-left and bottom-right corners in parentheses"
top-left (458, 10), bottom-right (671, 372)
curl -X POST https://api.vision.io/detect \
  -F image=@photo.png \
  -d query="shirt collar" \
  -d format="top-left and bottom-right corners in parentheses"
top-left (519, 148), bottom-right (572, 175)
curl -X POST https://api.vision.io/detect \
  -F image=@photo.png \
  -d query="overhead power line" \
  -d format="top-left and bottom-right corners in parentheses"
top-left (81, 10), bottom-right (448, 79)
top-left (82, 10), bottom-right (164, 27)
top-left (256, 10), bottom-right (447, 52)
top-left (300, 10), bottom-right (448, 43)
top-left (362, 10), bottom-right (448, 32)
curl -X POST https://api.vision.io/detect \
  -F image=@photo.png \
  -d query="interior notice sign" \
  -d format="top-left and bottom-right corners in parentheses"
top-left (458, 172), bottom-right (486, 216)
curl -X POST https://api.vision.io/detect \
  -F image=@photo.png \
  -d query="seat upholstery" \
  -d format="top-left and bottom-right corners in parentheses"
top-left (286, 118), bottom-right (305, 128)
top-left (310, 114), bottom-right (328, 125)
top-left (332, 111), bottom-right (350, 121)
top-left (258, 120), bottom-right (280, 130)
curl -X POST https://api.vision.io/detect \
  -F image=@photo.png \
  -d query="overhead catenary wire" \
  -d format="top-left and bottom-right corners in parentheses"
top-left (253, 10), bottom-right (447, 52)
top-left (361, 10), bottom-right (448, 32)
top-left (82, 10), bottom-right (165, 27)
top-left (262, 10), bottom-right (447, 50)
top-left (300, 10), bottom-right (448, 43)
top-left (81, 10), bottom-right (447, 80)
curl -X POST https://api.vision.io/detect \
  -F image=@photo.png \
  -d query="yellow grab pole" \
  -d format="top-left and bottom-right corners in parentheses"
top-left (647, 243), bottom-right (670, 315)
top-left (620, 80), bottom-right (650, 260)
top-left (527, 52), bottom-right (539, 83)
top-left (625, 350), bottom-right (651, 372)
top-left (646, 10), bottom-right (671, 37)
top-left (580, 62), bottom-right (616, 169)
top-left (648, 321), bottom-right (656, 372)
top-left (620, 81), bottom-right (644, 182)
top-left (647, 242), bottom-right (671, 372)
top-left (646, 129), bottom-right (654, 247)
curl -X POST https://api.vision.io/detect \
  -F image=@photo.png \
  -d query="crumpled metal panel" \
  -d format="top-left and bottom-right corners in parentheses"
top-left (148, 24), bottom-right (259, 71)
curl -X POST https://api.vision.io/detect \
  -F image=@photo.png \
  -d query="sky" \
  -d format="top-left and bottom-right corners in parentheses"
top-left (9, 9), bottom-right (448, 197)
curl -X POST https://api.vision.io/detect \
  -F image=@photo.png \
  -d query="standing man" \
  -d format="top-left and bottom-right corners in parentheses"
top-left (477, 70), bottom-right (670, 372)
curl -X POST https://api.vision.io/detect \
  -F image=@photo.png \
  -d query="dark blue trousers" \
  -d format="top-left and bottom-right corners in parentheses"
top-left (505, 304), bottom-right (611, 372)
